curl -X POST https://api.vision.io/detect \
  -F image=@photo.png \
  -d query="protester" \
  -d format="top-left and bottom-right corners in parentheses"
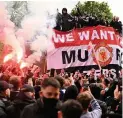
top-left (74, 72), bottom-right (83, 92)
top-left (6, 84), bottom-right (35, 118)
top-left (0, 6), bottom-right (122, 117)
top-left (55, 8), bottom-right (122, 34)
top-left (0, 81), bottom-right (12, 118)
top-left (63, 85), bottom-right (78, 101)
top-left (9, 76), bottom-right (22, 101)
top-left (0, 81), bottom-right (12, 107)
top-left (0, 62), bottom-right (121, 118)
top-left (54, 76), bottom-right (65, 101)
top-left (58, 99), bottom-right (83, 118)
top-left (25, 70), bottom-right (35, 86)
top-left (100, 78), bottom-right (118, 101)
top-left (108, 85), bottom-right (122, 116)
top-left (61, 8), bottom-right (74, 31)
top-left (34, 79), bottom-right (42, 99)
top-left (110, 16), bottom-right (122, 34)
top-left (88, 68), bottom-right (96, 83)
top-left (77, 89), bottom-right (102, 118)
top-left (21, 78), bottom-right (61, 118)
top-left (63, 76), bottom-right (72, 89)
top-left (89, 83), bottom-right (107, 118)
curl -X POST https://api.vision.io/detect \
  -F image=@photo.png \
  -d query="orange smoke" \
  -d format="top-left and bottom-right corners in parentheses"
top-left (4, 53), bottom-right (13, 63)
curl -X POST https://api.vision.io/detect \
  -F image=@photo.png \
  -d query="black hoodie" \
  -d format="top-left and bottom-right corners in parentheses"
top-left (0, 100), bottom-right (7, 118)
top-left (21, 98), bottom-right (62, 118)
top-left (6, 91), bottom-right (35, 118)
top-left (63, 85), bottom-right (78, 102)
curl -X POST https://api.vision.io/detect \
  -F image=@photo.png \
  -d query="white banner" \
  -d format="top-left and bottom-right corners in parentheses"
top-left (47, 45), bottom-right (122, 69)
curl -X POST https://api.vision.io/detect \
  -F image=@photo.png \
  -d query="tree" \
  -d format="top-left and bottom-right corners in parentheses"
top-left (71, 1), bottom-right (113, 21)
top-left (6, 1), bottom-right (29, 28)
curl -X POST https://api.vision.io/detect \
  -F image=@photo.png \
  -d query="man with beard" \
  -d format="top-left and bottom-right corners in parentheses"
top-left (21, 78), bottom-right (61, 118)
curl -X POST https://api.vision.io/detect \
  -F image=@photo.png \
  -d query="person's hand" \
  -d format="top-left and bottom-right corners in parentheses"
top-left (100, 90), bottom-right (105, 95)
top-left (78, 73), bottom-right (82, 77)
top-left (70, 73), bottom-right (73, 76)
top-left (86, 86), bottom-right (94, 100)
top-left (89, 87), bottom-right (94, 96)
top-left (114, 85), bottom-right (121, 100)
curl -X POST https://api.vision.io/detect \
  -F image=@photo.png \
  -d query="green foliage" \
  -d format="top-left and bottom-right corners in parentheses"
top-left (71, 1), bottom-right (113, 21)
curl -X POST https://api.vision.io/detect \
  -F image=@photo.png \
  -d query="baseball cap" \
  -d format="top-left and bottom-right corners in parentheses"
top-left (21, 84), bottom-right (35, 92)
top-left (0, 81), bottom-right (13, 91)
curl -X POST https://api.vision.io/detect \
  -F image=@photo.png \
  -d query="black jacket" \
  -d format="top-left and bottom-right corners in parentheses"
top-left (7, 99), bottom-right (35, 118)
top-left (0, 100), bottom-right (7, 118)
top-left (6, 91), bottom-right (35, 118)
top-left (109, 98), bottom-right (122, 114)
top-left (97, 99), bottom-right (107, 118)
top-left (10, 91), bottom-right (19, 101)
top-left (0, 96), bottom-right (11, 108)
top-left (100, 80), bottom-right (118, 101)
top-left (63, 85), bottom-right (78, 102)
top-left (97, 99), bottom-right (107, 114)
top-left (21, 98), bottom-right (62, 118)
top-left (34, 86), bottom-right (41, 100)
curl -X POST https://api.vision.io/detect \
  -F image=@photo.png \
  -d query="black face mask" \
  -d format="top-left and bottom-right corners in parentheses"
top-left (42, 97), bottom-right (58, 109)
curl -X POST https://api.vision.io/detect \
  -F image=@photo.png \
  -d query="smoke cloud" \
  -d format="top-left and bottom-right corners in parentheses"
top-left (0, 1), bottom-right (77, 65)
top-left (16, 1), bottom-right (57, 64)
top-left (0, 2), bottom-right (23, 62)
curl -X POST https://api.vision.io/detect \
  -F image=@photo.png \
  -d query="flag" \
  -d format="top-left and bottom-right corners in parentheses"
top-left (87, 41), bottom-right (93, 50)
top-left (88, 41), bottom-right (102, 71)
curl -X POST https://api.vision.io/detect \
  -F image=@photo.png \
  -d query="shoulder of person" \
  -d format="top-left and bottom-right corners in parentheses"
top-left (0, 100), bottom-right (5, 108)
top-left (6, 104), bottom-right (17, 117)
top-left (0, 112), bottom-right (7, 118)
top-left (22, 103), bottom-right (35, 113)
top-left (0, 100), bottom-right (6, 118)
top-left (6, 104), bottom-right (14, 111)
top-left (96, 99), bottom-right (107, 110)
top-left (56, 100), bottom-right (62, 110)
top-left (97, 99), bottom-right (106, 105)
top-left (23, 98), bottom-right (43, 113)
top-left (80, 112), bottom-right (91, 118)
top-left (21, 103), bottom-right (35, 118)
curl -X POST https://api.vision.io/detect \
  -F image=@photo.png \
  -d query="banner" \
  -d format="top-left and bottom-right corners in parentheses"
top-left (52, 25), bottom-right (121, 48)
top-left (47, 26), bottom-right (123, 76)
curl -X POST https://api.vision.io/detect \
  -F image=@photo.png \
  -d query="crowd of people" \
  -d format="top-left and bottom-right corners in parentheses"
top-left (0, 62), bottom-right (122, 118)
top-left (54, 8), bottom-right (122, 35)
top-left (0, 6), bottom-right (122, 118)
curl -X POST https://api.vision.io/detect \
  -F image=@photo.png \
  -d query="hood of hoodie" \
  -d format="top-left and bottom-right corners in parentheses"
top-left (13, 91), bottom-right (35, 110)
